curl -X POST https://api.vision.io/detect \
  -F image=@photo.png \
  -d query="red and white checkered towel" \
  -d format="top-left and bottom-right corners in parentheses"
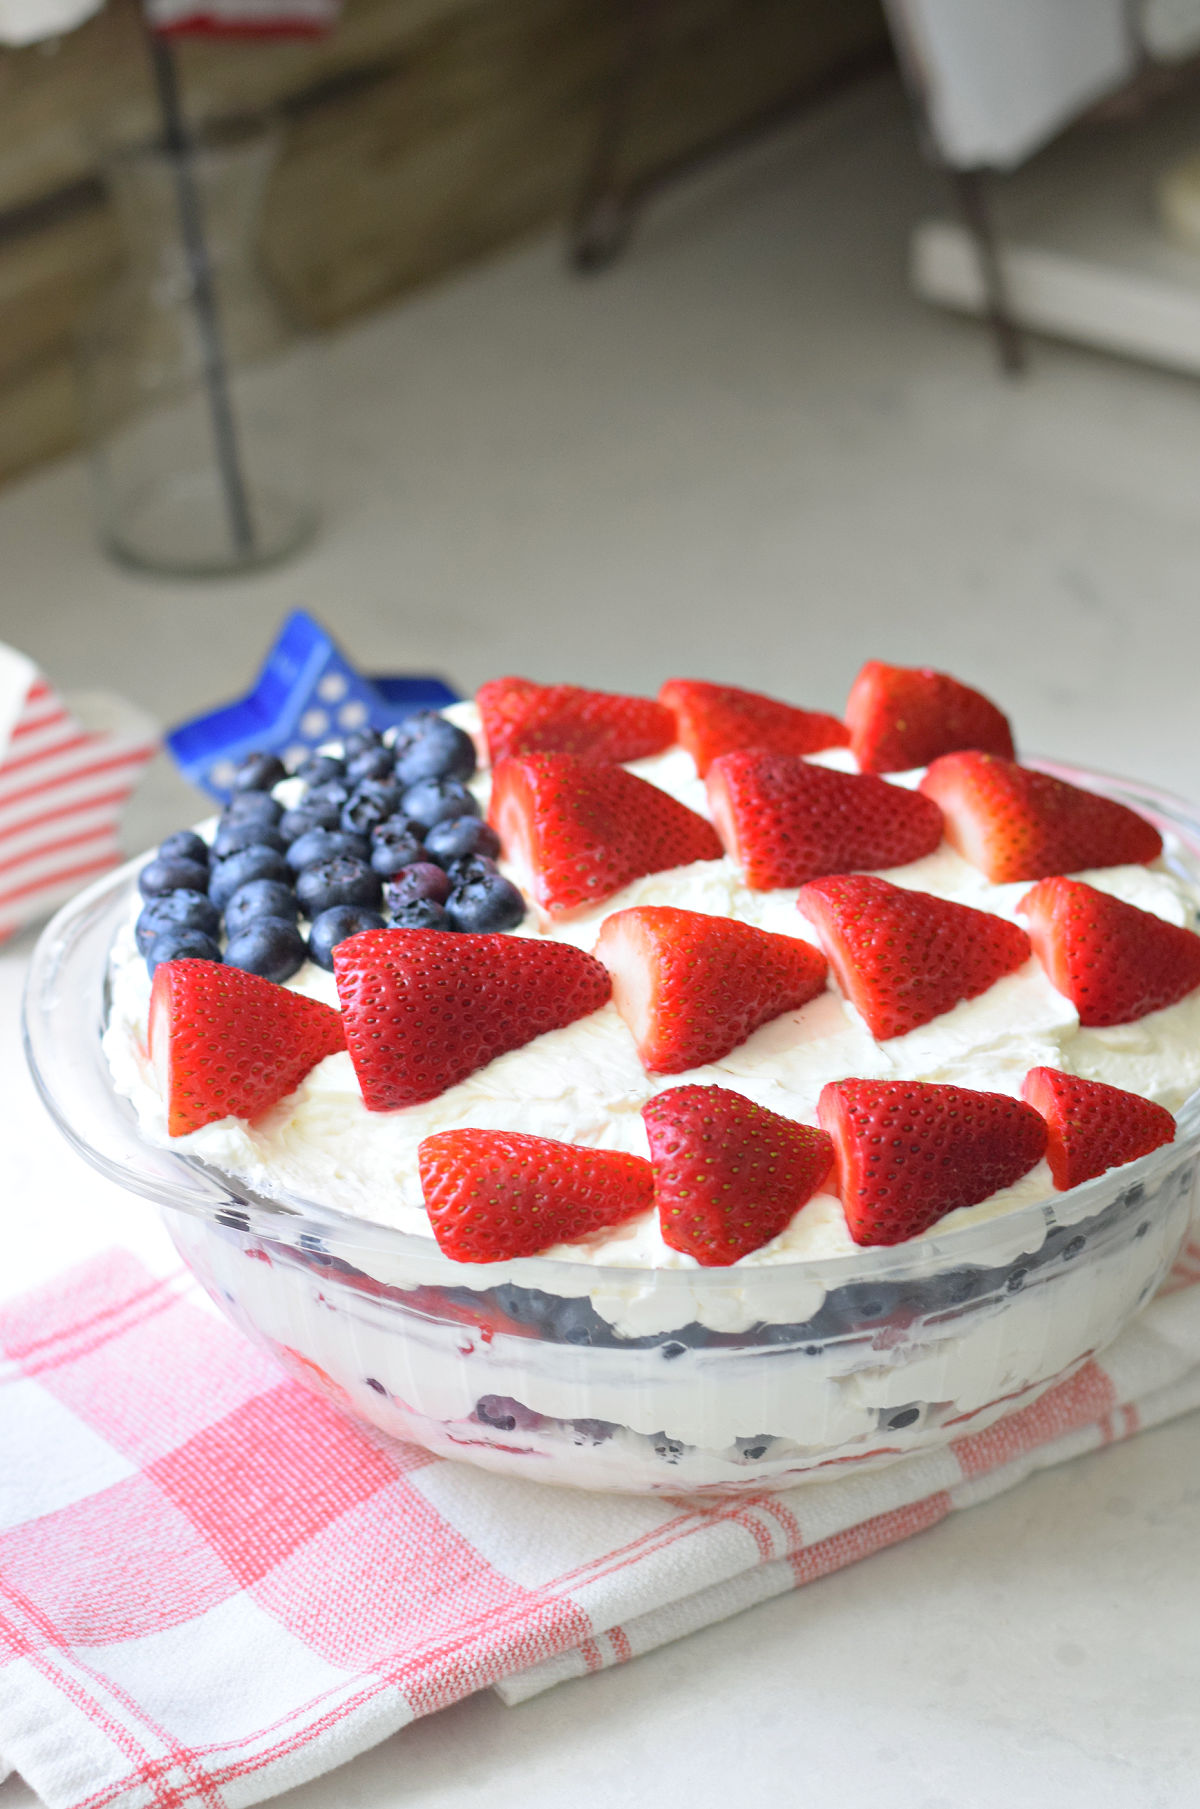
top-left (4, 1240), bottom-right (1200, 1809)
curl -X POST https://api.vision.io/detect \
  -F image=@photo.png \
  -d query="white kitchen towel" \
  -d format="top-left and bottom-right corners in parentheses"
top-left (886, 0), bottom-right (1136, 170)
top-left (0, 0), bottom-right (100, 44)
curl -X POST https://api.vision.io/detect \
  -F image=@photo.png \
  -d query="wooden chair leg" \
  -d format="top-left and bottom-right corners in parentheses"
top-left (568, 0), bottom-right (666, 273)
top-left (948, 166), bottom-right (1026, 376)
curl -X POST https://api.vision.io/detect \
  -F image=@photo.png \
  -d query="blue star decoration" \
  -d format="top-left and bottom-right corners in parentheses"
top-left (166, 610), bottom-right (460, 801)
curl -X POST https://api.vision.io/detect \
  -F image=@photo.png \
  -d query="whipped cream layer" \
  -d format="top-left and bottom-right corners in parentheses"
top-left (104, 704), bottom-right (1200, 1290)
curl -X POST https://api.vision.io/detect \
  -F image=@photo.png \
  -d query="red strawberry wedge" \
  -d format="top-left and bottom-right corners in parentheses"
top-left (643, 1085), bottom-right (835, 1265)
top-left (489, 753), bottom-right (722, 918)
top-left (476, 677), bottom-right (675, 766)
top-left (419, 1129), bottom-right (653, 1262)
top-left (1022, 1067), bottom-right (1175, 1191)
top-left (333, 928), bottom-right (611, 1108)
top-left (845, 661), bottom-right (1015, 774)
top-left (796, 874), bottom-right (1031, 1039)
top-left (149, 960), bottom-right (345, 1137)
top-left (658, 678), bottom-right (848, 777)
top-left (706, 750), bottom-right (944, 890)
top-left (818, 1078), bottom-right (1046, 1246)
top-left (1018, 877), bottom-right (1200, 1026)
top-left (920, 752), bottom-right (1162, 883)
top-left (594, 905), bottom-right (827, 1072)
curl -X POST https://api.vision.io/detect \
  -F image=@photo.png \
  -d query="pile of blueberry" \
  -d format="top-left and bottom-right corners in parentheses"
top-left (135, 712), bottom-right (526, 985)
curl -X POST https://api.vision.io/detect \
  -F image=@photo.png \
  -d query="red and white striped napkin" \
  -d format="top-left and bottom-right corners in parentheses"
top-left (0, 648), bottom-right (156, 945)
top-left (143, 0), bottom-right (338, 36)
top-left (3, 1235), bottom-right (1200, 1809)
top-left (0, 0), bottom-right (338, 45)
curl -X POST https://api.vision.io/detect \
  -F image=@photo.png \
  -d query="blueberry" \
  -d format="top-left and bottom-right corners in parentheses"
top-left (475, 1394), bottom-right (542, 1432)
top-left (345, 745), bottom-right (395, 784)
top-left (370, 823), bottom-right (428, 879)
top-left (384, 863), bottom-right (451, 910)
top-left (209, 845), bottom-right (292, 909)
top-left (423, 816), bottom-right (501, 864)
top-left (222, 790), bottom-right (284, 828)
top-left (571, 1418), bottom-right (616, 1445)
top-left (136, 889), bottom-right (220, 954)
top-left (224, 879), bottom-right (300, 935)
top-left (834, 1282), bottom-right (904, 1330)
top-left (308, 905), bottom-right (386, 970)
top-left (158, 830), bottom-right (209, 867)
top-left (138, 855), bottom-right (211, 899)
top-left (303, 780), bottom-right (351, 815)
top-left (294, 752), bottom-right (345, 784)
top-left (883, 1405), bottom-right (922, 1431)
top-left (392, 714), bottom-right (477, 787)
top-left (296, 856), bottom-right (382, 916)
top-left (343, 728), bottom-right (383, 759)
top-left (279, 803), bottom-right (340, 841)
top-left (922, 1269), bottom-right (986, 1315)
top-left (224, 918), bottom-right (307, 984)
top-left (445, 873), bottom-right (525, 933)
top-left (401, 776), bottom-right (481, 831)
top-left (212, 818), bottom-right (287, 860)
top-left (490, 1283), bottom-right (558, 1330)
top-left (341, 781), bottom-right (404, 839)
top-left (388, 900), bottom-right (449, 930)
top-left (232, 751), bottom-right (287, 793)
top-left (286, 828), bottom-right (370, 873)
top-left (551, 1297), bottom-right (608, 1346)
top-left (446, 855), bottom-right (498, 886)
top-left (145, 928), bottom-right (222, 974)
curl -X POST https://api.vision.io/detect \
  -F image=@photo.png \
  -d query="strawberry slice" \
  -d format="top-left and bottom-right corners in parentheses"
top-left (476, 676), bottom-right (675, 766)
top-left (594, 905), bottom-right (827, 1073)
top-left (818, 1078), bottom-right (1046, 1246)
top-left (796, 873), bottom-right (1030, 1039)
top-left (658, 678), bottom-right (848, 777)
top-left (149, 960), bottom-right (345, 1137)
top-left (920, 752), bottom-right (1162, 883)
top-left (1021, 1066), bottom-right (1175, 1190)
top-left (333, 928), bottom-right (611, 1108)
top-left (489, 753), bottom-right (723, 918)
top-left (419, 1128), bottom-right (653, 1262)
top-left (845, 661), bottom-right (1015, 774)
top-left (706, 750), bottom-right (943, 890)
top-left (1018, 877), bottom-right (1200, 1026)
top-left (642, 1084), bottom-right (834, 1265)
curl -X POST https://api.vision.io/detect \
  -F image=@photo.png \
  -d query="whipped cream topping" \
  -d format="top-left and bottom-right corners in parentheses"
top-left (103, 703), bottom-right (1200, 1282)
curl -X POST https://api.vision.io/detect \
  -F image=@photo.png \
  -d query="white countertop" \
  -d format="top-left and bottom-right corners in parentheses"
top-left (3, 70), bottom-right (1200, 1809)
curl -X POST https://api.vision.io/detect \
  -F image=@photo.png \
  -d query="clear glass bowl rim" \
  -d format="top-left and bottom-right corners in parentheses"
top-left (22, 755), bottom-right (1200, 1305)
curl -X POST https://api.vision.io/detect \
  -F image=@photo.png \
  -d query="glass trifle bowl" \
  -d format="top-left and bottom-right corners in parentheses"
top-left (22, 760), bottom-right (1200, 1496)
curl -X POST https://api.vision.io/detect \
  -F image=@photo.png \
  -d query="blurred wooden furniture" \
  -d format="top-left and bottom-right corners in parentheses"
top-left (0, 0), bottom-right (887, 486)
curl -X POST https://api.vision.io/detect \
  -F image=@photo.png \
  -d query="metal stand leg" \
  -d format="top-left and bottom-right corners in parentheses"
top-left (568, 0), bottom-right (665, 273)
top-left (948, 166), bottom-right (1025, 377)
top-left (142, 19), bottom-right (256, 556)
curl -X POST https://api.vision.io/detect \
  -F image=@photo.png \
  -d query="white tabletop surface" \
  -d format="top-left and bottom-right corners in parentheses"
top-left (4, 71), bottom-right (1200, 1808)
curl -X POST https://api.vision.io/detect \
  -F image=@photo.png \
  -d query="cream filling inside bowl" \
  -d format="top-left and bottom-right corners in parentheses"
top-left (103, 701), bottom-right (1200, 1329)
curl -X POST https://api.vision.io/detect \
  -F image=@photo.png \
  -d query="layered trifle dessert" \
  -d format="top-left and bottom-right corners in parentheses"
top-left (98, 664), bottom-right (1200, 1490)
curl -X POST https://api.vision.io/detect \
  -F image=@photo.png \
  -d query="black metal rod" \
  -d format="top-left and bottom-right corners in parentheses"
top-left (141, 18), bottom-right (256, 556)
top-left (949, 166), bottom-right (1025, 378)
